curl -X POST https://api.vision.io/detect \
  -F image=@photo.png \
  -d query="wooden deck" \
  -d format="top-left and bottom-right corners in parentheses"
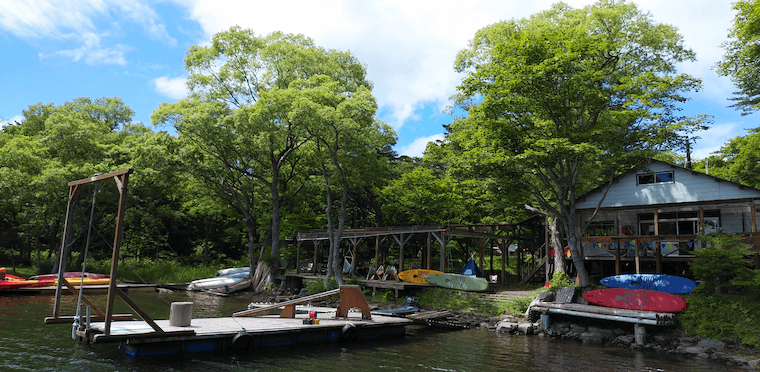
top-left (82, 311), bottom-right (412, 357)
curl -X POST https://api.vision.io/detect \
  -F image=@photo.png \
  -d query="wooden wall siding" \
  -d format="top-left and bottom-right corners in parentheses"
top-left (576, 161), bottom-right (760, 209)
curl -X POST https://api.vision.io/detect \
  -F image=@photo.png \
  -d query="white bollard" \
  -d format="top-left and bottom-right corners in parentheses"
top-left (170, 302), bottom-right (193, 327)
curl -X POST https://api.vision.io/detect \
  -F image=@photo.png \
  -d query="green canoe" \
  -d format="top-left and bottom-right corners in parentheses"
top-left (425, 273), bottom-right (488, 292)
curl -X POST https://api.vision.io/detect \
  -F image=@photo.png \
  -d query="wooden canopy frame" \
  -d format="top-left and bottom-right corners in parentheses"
top-left (46, 169), bottom-right (177, 338)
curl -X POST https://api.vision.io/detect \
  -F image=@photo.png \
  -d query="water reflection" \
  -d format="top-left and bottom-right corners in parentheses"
top-left (0, 288), bottom-right (748, 372)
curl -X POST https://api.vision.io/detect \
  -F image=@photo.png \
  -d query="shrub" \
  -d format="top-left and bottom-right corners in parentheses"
top-left (681, 294), bottom-right (760, 347)
top-left (690, 233), bottom-right (759, 296)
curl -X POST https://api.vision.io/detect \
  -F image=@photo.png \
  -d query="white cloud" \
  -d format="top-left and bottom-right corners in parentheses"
top-left (152, 76), bottom-right (188, 100)
top-left (399, 133), bottom-right (445, 158)
top-left (173, 0), bottom-right (735, 132)
top-left (0, 0), bottom-right (174, 65)
top-left (1, 115), bottom-right (24, 128)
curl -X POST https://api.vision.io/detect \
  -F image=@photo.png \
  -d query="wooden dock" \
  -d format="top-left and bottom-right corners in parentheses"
top-left (81, 311), bottom-right (412, 357)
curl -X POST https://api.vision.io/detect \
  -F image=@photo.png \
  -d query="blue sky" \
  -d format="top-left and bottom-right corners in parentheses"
top-left (1, 0), bottom-right (757, 159)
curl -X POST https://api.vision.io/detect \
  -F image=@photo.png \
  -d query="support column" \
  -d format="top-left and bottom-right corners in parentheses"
top-left (634, 323), bottom-right (646, 345)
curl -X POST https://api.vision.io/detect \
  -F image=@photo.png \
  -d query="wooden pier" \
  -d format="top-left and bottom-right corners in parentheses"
top-left (82, 311), bottom-right (411, 357)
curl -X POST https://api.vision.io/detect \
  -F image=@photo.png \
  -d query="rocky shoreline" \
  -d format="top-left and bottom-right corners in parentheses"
top-left (254, 286), bottom-right (760, 369)
top-left (429, 306), bottom-right (760, 369)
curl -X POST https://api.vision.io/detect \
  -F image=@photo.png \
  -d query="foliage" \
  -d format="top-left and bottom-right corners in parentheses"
top-left (716, 0), bottom-right (760, 114)
top-left (443, 0), bottom-right (708, 288)
top-left (681, 294), bottom-right (760, 347)
top-left (502, 295), bottom-right (536, 316)
top-left (547, 271), bottom-right (574, 292)
top-left (418, 287), bottom-right (480, 311)
top-left (693, 128), bottom-right (760, 190)
top-left (690, 233), bottom-right (760, 296)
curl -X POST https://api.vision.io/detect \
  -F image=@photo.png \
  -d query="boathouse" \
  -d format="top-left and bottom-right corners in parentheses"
top-left (574, 159), bottom-right (760, 278)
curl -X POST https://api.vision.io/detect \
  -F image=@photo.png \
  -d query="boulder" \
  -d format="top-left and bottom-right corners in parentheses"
top-left (697, 339), bottom-right (725, 351)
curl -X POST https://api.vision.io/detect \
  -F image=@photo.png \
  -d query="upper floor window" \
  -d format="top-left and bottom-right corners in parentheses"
top-left (637, 171), bottom-right (674, 185)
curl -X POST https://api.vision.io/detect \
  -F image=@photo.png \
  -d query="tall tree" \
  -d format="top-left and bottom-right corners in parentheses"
top-left (153, 27), bottom-right (381, 279)
top-left (448, 0), bottom-right (708, 289)
top-left (717, 0), bottom-right (760, 114)
top-left (295, 76), bottom-right (395, 283)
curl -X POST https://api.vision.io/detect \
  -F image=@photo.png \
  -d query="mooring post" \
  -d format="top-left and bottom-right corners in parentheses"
top-left (541, 313), bottom-right (550, 331)
top-left (634, 323), bottom-right (646, 345)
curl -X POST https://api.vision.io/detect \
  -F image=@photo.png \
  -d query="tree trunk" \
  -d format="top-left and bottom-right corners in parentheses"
top-left (549, 217), bottom-right (565, 274)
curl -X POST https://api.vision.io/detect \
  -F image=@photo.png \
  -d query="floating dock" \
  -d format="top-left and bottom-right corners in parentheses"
top-left (82, 311), bottom-right (411, 357)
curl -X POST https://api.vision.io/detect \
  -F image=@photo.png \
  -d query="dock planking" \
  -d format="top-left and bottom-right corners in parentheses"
top-left (83, 310), bottom-right (412, 357)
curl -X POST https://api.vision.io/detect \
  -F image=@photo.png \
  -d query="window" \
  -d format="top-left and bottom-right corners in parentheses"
top-left (636, 210), bottom-right (719, 236)
top-left (637, 171), bottom-right (674, 185)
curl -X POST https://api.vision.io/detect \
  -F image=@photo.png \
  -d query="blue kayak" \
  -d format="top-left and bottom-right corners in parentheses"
top-left (600, 274), bottom-right (697, 294)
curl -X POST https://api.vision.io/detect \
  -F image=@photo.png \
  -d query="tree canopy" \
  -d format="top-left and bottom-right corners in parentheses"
top-left (717, 0), bottom-right (760, 114)
top-left (444, 0), bottom-right (708, 288)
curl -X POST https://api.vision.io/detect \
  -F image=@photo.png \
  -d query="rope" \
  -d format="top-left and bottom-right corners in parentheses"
top-left (73, 181), bottom-right (99, 339)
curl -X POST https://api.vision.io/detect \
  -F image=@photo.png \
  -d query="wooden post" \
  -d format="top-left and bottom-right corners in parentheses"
top-left (426, 233), bottom-right (431, 270)
top-left (296, 240), bottom-right (302, 274)
top-left (313, 241), bottom-right (319, 274)
top-left (375, 236), bottom-right (380, 270)
top-left (655, 243), bottom-right (662, 274)
top-left (634, 323), bottom-right (646, 345)
top-left (440, 233), bottom-right (447, 272)
top-left (634, 242), bottom-right (641, 274)
top-left (104, 171), bottom-right (131, 336)
top-left (615, 240), bottom-right (620, 275)
top-left (169, 302), bottom-right (193, 327)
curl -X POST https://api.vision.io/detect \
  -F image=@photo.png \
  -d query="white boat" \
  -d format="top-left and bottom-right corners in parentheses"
top-left (216, 267), bottom-right (250, 277)
top-left (187, 276), bottom-right (248, 291)
top-left (208, 278), bottom-right (252, 295)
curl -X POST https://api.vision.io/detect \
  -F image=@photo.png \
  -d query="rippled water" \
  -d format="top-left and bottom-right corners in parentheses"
top-left (0, 289), bottom-right (746, 371)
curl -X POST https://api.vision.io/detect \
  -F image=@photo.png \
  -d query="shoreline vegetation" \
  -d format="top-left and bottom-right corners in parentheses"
top-left (5, 251), bottom-right (760, 369)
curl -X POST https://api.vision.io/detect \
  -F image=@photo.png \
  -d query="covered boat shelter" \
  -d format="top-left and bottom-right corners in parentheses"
top-left (293, 216), bottom-right (546, 286)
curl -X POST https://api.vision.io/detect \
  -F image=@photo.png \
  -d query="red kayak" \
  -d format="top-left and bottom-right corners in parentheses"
top-left (582, 288), bottom-right (687, 313)
top-left (28, 272), bottom-right (107, 281)
top-left (0, 280), bottom-right (39, 289)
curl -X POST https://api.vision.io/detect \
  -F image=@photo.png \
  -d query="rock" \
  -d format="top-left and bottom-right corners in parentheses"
top-left (748, 359), bottom-right (759, 368)
top-left (697, 339), bottom-right (725, 351)
top-left (679, 337), bottom-right (696, 344)
top-left (676, 346), bottom-right (704, 355)
top-left (587, 326), bottom-right (614, 341)
top-left (616, 335), bottom-right (635, 346)
top-left (612, 328), bottom-right (626, 336)
top-left (570, 324), bottom-right (587, 334)
top-left (517, 323), bottom-right (534, 335)
top-left (579, 331), bottom-right (605, 344)
top-left (697, 353), bottom-right (709, 358)
top-left (496, 321), bottom-right (518, 333)
top-left (710, 352), bottom-right (727, 360)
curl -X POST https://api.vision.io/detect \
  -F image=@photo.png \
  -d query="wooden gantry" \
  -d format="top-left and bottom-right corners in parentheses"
top-left (47, 169), bottom-right (189, 340)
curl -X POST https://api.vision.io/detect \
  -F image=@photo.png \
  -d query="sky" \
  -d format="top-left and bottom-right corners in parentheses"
top-left (0, 0), bottom-right (757, 159)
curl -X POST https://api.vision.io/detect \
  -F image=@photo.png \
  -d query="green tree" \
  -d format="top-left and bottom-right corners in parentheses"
top-left (295, 76), bottom-right (396, 283)
top-left (716, 0), bottom-right (760, 114)
top-left (696, 128), bottom-right (760, 189)
top-left (153, 27), bottom-right (385, 281)
top-left (448, 0), bottom-right (707, 289)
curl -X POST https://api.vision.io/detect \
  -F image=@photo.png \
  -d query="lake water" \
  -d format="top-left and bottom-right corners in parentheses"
top-left (0, 288), bottom-right (746, 371)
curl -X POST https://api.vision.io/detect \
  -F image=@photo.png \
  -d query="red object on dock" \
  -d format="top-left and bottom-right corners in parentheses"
top-left (581, 288), bottom-right (686, 313)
